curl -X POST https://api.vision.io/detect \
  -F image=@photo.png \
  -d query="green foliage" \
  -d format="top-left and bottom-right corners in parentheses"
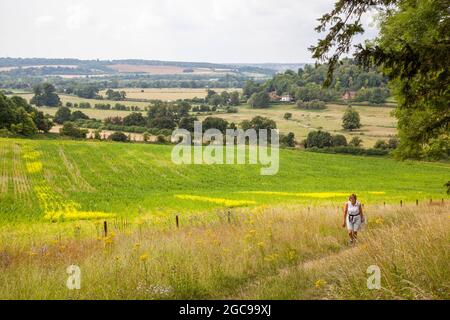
top-left (156, 134), bottom-right (167, 144)
top-left (54, 107), bottom-right (72, 124)
top-left (108, 131), bottom-right (129, 142)
top-left (307, 146), bottom-right (389, 156)
top-left (179, 116), bottom-right (198, 132)
top-left (349, 136), bottom-right (363, 148)
top-left (280, 132), bottom-right (296, 147)
top-left (311, 0), bottom-right (449, 160)
top-left (342, 106), bottom-right (361, 131)
top-left (202, 117), bottom-right (229, 134)
top-left (10, 108), bottom-right (37, 136)
top-left (331, 134), bottom-right (348, 147)
top-left (240, 116), bottom-right (277, 132)
top-left (123, 112), bottom-right (146, 127)
top-left (248, 91), bottom-right (270, 108)
top-left (70, 110), bottom-right (89, 122)
top-left (296, 99), bottom-right (326, 110)
top-left (30, 83), bottom-right (61, 107)
top-left (374, 140), bottom-right (389, 150)
top-left (105, 89), bottom-right (126, 101)
top-left (32, 110), bottom-right (53, 133)
top-left (78, 102), bottom-right (92, 109)
top-left (0, 93), bottom-right (49, 136)
top-left (305, 130), bottom-right (333, 148)
top-left (71, 84), bottom-right (100, 99)
top-left (375, 137), bottom-right (399, 151)
top-left (355, 87), bottom-right (390, 104)
top-left (59, 122), bottom-right (87, 139)
top-left (283, 113), bottom-right (293, 120)
top-left (295, 83), bottom-right (336, 102)
top-left (229, 91), bottom-right (241, 106)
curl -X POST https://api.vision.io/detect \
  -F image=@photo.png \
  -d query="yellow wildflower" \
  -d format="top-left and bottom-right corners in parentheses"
top-left (139, 253), bottom-right (149, 262)
top-left (315, 279), bottom-right (327, 288)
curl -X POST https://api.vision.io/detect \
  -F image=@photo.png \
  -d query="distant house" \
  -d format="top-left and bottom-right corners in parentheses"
top-left (269, 91), bottom-right (281, 102)
top-left (280, 94), bottom-right (293, 102)
top-left (342, 90), bottom-right (357, 101)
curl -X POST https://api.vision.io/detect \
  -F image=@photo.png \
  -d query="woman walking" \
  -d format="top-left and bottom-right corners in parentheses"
top-left (342, 194), bottom-right (364, 245)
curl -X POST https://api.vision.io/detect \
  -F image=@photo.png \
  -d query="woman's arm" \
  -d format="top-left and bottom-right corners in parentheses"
top-left (359, 203), bottom-right (364, 222)
top-left (342, 203), bottom-right (348, 228)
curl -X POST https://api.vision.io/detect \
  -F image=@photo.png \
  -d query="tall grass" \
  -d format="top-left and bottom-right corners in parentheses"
top-left (0, 203), bottom-right (448, 299)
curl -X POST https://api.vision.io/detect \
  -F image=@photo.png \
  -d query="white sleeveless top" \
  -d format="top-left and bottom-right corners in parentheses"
top-left (347, 201), bottom-right (360, 216)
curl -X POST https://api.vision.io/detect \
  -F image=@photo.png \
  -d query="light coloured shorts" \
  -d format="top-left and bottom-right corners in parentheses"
top-left (346, 214), bottom-right (362, 231)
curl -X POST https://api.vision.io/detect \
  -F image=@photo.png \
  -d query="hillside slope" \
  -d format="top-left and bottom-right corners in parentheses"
top-left (0, 138), bottom-right (448, 223)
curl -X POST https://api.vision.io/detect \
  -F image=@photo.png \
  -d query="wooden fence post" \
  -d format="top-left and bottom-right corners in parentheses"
top-left (227, 211), bottom-right (231, 223)
top-left (176, 215), bottom-right (179, 228)
top-left (430, 198), bottom-right (433, 205)
top-left (416, 199), bottom-right (418, 206)
top-left (103, 221), bottom-right (108, 237)
top-left (400, 200), bottom-right (403, 207)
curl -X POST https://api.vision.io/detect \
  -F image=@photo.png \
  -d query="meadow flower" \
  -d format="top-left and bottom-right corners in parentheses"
top-left (263, 253), bottom-right (279, 262)
top-left (315, 279), bottom-right (327, 288)
top-left (139, 253), bottom-right (149, 262)
top-left (287, 250), bottom-right (297, 262)
top-left (104, 237), bottom-right (114, 245)
top-left (375, 217), bottom-right (385, 225)
top-left (29, 251), bottom-right (38, 257)
top-left (174, 194), bottom-right (256, 207)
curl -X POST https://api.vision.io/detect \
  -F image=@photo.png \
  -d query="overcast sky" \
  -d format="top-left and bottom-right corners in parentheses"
top-left (0, 0), bottom-right (378, 63)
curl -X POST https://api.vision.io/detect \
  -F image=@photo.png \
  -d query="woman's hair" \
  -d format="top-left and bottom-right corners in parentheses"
top-left (349, 193), bottom-right (357, 201)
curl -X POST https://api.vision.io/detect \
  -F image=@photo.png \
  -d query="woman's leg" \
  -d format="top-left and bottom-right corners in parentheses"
top-left (348, 230), bottom-right (354, 244)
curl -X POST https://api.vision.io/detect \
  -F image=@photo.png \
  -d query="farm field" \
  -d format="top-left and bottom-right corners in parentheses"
top-left (106, 64), bottom-right (235, 75)
top-left (7, 91), bottom-right (396, 147)
top-left (9, 92), bottom-right (150, 110)
top-left (36, 102), bottom-right (396, 148)
top-left (0, 137), bottom-right (448, 225)
top-left (198, 103), bottom-right (397, 147)
top-left (99, 87), bottom-right (242, 101)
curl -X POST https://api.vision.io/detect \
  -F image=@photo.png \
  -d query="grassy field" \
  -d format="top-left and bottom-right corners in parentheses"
top-left (198, 103), bottom-right (397, 147)
top-left (0, 203), bottom-right (448, 299)
top-left (0, 137), bottom-right (448, 226)
top-left (8, 90), bottom-right (396, 147)
top-left (98, 88), bottom-right (242, 101)
top-left (0, 137), bottom-right (449, 299)
top-left (106, 64), bottom-right (234, 75)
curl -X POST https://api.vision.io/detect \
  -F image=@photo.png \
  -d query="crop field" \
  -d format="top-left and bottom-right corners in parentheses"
top-left (0, 137), bottom-right (448, 225)
top-left (198, 103), bottom-right (397, 147)
top-left (106, 64), bottom-right (233, 75)
top-left (99, 88), bottom-right (242, 101)
top-left (7, 91), bottom-right (395, 147)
